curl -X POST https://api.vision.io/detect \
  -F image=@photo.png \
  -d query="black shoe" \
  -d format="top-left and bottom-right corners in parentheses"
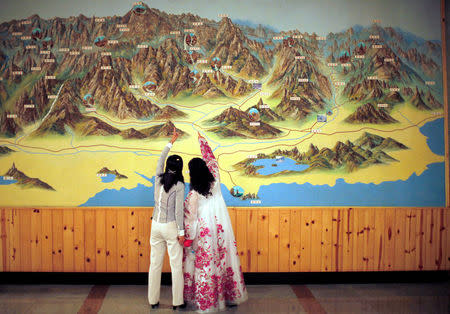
top-left (173, 302), bottom-right (186, 310)
top-left (151, 302), bottom-right (159, 309)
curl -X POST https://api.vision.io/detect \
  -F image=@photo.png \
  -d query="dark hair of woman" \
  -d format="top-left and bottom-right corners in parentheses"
top-left (159, 154), bottom-right (184, 192)
top-left (188, 157), bottom-right (215, 197)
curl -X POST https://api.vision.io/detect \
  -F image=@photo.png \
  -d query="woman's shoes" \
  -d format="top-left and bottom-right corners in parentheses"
top-left (151, 302), bottom-right (159, 309)
top-left (173, 302), bottom-right (186, 310)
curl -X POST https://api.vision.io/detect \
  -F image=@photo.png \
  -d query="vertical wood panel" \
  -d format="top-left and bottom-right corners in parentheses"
top-left (436, 208), bottom-right (445, 270)
top-left (236, 209), bottom-right (248, 272)
top-left (142, 210), bottom-right (151, 272)
top-left (416, 209), bottom-right (425, 270)
top-left (374, 208), bottom-right (385, 271)
top-left (331, 209), bottom-right (342, 272)
top-left (20, 209), bottom-right (32, 272)
top-left (310, 209), bottom-right (322, 272)
top-left (394, 209), bottom-right (406, 271)
top-left (84, 210), bottom-right (96, 272)
top-left (424, 209), bottom-right (433, 270)
top-left (257, 209), bottom-right (269, 272)
top-left (405, 209), bottom-right (416, 270)
top-left (127, 209), bottom-right (139, 272)
top-left (0, 209), bottom-right (5, 271)
top-left (321, 209), bottom-right (332, 272)
top-left (63, 209), bottom-right (74, 272)
top-left (289, 209), bottom-right (301, 272)
top-left (384, 208), bottom-right (395, 271)
top-left (366, 208), bottom-right (375, 271)
top-left (41, 209), bottom-right (52, 272)
top-left (117, 210), bottom-right (128, 272)
top-left (279, 210), bottom-right (290, 272)
top-left (30, 209), bottom-right (42, 272)
top-left (267, 210), bottom-right (279, 272)
top-left (73, 210), bottom-right (85, 272)
top-left (446, 208), bottom-right (450, 268)
top-left (229, 208), bottom-right (237, 238)
top-left (95, 209), bottom-right (106, 272)
top-left (247, 210), bottom-right (258, 272)
top-left (300, 209), bottom-right (311, 272)
top-left (52, 209), bottom-right (63, 272)
top-left (138, 210), bottom-right (146, 272)
top-left (106, 209), bottom-right (118, 272)
top-left (342, 208), bottom-right (353, 271)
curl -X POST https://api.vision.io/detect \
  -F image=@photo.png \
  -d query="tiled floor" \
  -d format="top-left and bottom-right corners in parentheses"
top-left (0, 282), bottom-right (448, 313)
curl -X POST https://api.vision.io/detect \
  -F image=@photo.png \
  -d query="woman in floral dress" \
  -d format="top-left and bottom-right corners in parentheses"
top-left (183, 132), bottom-right (248, 312)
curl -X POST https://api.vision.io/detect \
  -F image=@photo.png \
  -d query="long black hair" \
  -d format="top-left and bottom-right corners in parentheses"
top-left (188, 157), bottom-right (215, 197)
top-left (159, 154), bottom-right (184, 192)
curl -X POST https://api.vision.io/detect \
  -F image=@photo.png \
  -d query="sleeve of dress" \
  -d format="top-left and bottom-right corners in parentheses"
top-left (183, 191), bottom-right (199, 242)
top-left (198, 136), bottom-right (220, 181)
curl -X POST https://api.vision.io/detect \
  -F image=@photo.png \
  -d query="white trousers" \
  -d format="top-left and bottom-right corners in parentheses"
top-left (148, 220), bottom-right (183, 306)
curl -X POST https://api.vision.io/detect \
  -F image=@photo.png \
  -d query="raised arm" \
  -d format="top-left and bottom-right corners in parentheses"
top-left (155, 127), bottom-right (180, 176)
top-left (198, 133), bottom-right (220, 181)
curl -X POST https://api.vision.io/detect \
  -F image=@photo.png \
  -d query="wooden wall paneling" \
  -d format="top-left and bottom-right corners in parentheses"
top-left (408, 209), bottom-right (417, 270)
top-left (73, 209), bottom-right (85, 272)
top-left (310, 208), bottom-right (322, 272)
top-left (117, 209), bottom-right (128, 272)
top-left (355, 208), bottom-right (365, 271)
top-left (127, 209), bottom-right (139, 272)
top-left (431, 209), bottom-right (441, 270)
top-left (404, 209), bottom-right (414, 270)
top-left (52, 209), bottom-right (63, 272)
top-left (289, 209), bottom-right (301, 272)
top-left (331, 209), bottom-right (343, 272)
top-left (374, 208), bottom-right (385, 271)
top-left (138, 209), bottom-right (146, 272)
top-left (424, 209), bottom-right (433, 270)
top-left (321, 209), bottom-right (332, 272)
top-left (229, 208), bottom-right (237, 237)
top-left (446, 208), bottom-right (450, 268)
top-left (142, 209), bottom-right (151, 272)
top-left (84, 210), bottom-right (96, 272)
top-left (394, 208), bottom-right (406, 271)
top-left (63, 209), bottom-right (74, 272)
top-left (416, 209), bottom-right (425, 270)
top-left (106, 209), bottom-right (118, 272)
top-left (247, 210), bottom-right (258, 272)
top-left (342, 208), bottom-right (353, 271)
top-left (30, 208), bottom-right (42, 272)
top-left (384, 208), bottom-right (395, 271)
top-left (257, 209), bottom-right (269, 272)
top-left (20, 209), bottom-right (31, 272)
top-left (41, 209), bottom-right (52, 272)
top-left (300, 209), bottom-right (311, 272)
top-left (95, 209), bottom-right (106, 272)
top-left (267, 209), bottom-right (279, 272)
top-left (437, 208), bottom-right (445, 270)
top-left (279, 210), bottom-right (290, 272)
top-left (236, 209), bottom-right (248, 272)
top-left (0, 209), bottom-right (5, 271)
top-left (366, 208), bottom-right (375, 271)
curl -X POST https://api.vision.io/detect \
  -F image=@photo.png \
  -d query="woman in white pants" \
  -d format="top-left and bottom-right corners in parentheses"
top-left (148, 128), bottom-right (186, 310)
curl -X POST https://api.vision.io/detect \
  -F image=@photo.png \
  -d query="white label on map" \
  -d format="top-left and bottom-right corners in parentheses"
top-left (25, 45), bottom-right (37, 49)
top-left (316, 36), bottom-right (326, 40)
top-left (390, 87), bottom-right (400, 92)
top-left (432, 112), bottom-right (441, 116)
top-left (384, 58), bottom-right (394, 62)
top-left (311, 129), bottom-right (322, 133)
top-left (197, 59), bottom-right (208, 64)
top-left (250, 122), bottom-right (260, 126)
top-left (259, 104), bottom-right (269, 108)
top-left (69, 51), bottom-right (81, 55)
top-left (250, 200), bottom-right (262, 204)
top-left (45, 75), bottom-right (56, 80)
top-left (97, 173), bottom-right (107, 177)
top-left (6, 114), bottom-right (17, 118)
top-left (24, 104), bottom-right (35, 108)
top-left (334, 81), bottom-right (345, 86)
top-left (3, 176), bottom-right (14, 180)
top-left (58, 48), bottom-right (70, 52)
top-left (108, 40), bottom-right (118, 44)
top-left (100, 66), bottom-right (111, 70)
top-left (218, 14), bottom-right (229, 17)
top-left (372, 44), bottom-right (383, 49)
top-left (137, 44), bottom-right (148, 49)
top-left (20, 20), bottom-right (31, 25)
top-left (119, 27), bottom-right (130, 32)
top-left (101, 52), bottom-right (112, 56)
top-left (290, 96), bottom-right (301, 100)
top-left (145, 92), bottom-right (155, 97)
top-left (95, 17), bottom-right (105, 22)
top-left (189, 47), bottom-right (200, 51)
top-left (116, 24), bottom-right (127, 28)
top-left (44, 59), bottom-right (55, 63)
top-left (298, 78), bottom-right (309, 83)
top-left (12, 32), bottom-right (22, 36)
top-left (82, 46), bottom-right (93, 50)
top-left (355, 55), bottom-right (365, 59)
top-left (377, 103), bottom-right (388, 108)
top-left (21, 35), bottom-right (31, 40)
top-left (202, 69), bottom-right (214, 73)
top-left (85, 107), bottom-right (96, 112)
top-left (425, 81), bottom-right (435, 85)
top-left (184, 28), bottom-right (195, 32)
top-left (341, 63), bottom-right (351, 67)
top-left (192, 22), bottom-right (203, 26)
top-left (367, 76), bottom-right (378, 80)
top-left (247, 155), bottom-right (257, 159)
top-left (31, 66), bottom-right (41, 71)
top-left (328, 62), bottom-right (338, 67)
top-left (292, 35), bottom-right (303, 39)
top-left (222, 65), bottom-right (232, 69)
top-left (260, 92), bottom-right (270, 97)
top-left (40, 50), bottom-right (50, 55)
top-left (170, 31), bottom-right (181, 35)
top-left (48, 95), bottom-right (57, 99)
top-left (369, 35), bottom-right (380, 39)
top-left (248, 80), bottom-right (259, 84)
top-left (295, 55), bottom-right (305, 60)
top-left (273, 36), bottom-right (283, 40)
top-left (129, 84), bottom-right (140, 89)
top-left (12, 71), bottom-right (23, 75)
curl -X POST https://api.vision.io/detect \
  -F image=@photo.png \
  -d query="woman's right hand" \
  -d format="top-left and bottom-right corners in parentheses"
top-left (170, 127), bottom-right (179, 144)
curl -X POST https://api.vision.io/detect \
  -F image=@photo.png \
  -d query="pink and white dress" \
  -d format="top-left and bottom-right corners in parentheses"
top-left (183, 136), bottom-right (248, 312)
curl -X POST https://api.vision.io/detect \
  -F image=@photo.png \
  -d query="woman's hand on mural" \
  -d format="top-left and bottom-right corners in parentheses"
top-left (170, 127), bottom-right (179, 144)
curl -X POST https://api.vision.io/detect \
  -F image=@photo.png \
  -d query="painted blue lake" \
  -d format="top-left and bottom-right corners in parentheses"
top-left (0, 177), bottom-right (17, 185)
top-left (100, 173), bottom-right (116, 183)
top-left (252, 158), bottom-right (309, 175)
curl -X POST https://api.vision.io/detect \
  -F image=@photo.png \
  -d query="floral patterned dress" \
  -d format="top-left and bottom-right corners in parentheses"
top-left (183, 136), bottom-right (248, 312)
